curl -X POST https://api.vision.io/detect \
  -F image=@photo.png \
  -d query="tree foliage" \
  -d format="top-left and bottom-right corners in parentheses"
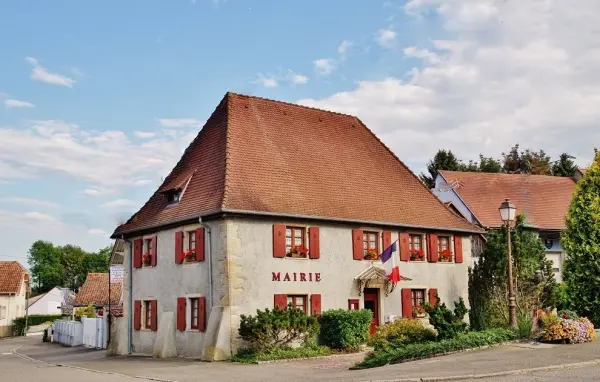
top-left (421, 144), bottom-right (577, 188)
top-left (562, 151), bottom-right (600, 323)
top-left (468, 216), bottom-right (558, 330)
top-left (28, 241), bottom-right (110, 293)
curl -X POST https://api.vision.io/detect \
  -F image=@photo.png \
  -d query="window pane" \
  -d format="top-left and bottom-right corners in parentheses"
top-left (286, 237), bottom-right (292, 246)
top-left (286, 229), bottom-right (291, 238)
top-left (295, 236), bottom-right (302, 246)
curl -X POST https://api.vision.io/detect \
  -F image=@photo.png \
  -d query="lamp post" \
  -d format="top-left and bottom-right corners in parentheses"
top-left (499, 198), bottom-right (518, 329)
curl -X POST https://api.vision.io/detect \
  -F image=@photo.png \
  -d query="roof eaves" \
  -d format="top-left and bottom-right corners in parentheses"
top-left (437, 171), bottom-right (486, 227)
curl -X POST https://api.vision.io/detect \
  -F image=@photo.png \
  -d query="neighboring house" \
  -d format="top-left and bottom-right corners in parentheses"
top-left (573, 168), bottom-right (587, 182)
top-left (0, 261), bottom-right (30, 337)
top-left (432, 170), bottom-right (578, 282)
top-left (110, 92), bottom-right (483, 360)
top-left (74, 273), bottom-right (122, 315)
top-left (27, 287), bottom-right (74, 316)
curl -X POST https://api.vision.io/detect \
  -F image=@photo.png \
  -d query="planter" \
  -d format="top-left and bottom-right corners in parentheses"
top-left (289, 253), bottom-right (307, 258)
top-left (413, 313), bottom-right (427, 318)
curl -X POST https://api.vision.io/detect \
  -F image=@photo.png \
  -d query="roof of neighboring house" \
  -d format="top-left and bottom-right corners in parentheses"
top-left (28, 287), bottom-right (74, 308)
top-left (113, 92), bottom-right (481, 236)
top-left (27, 293), bottom-right (45, 307)
top-left (580, 168), bottom-right (587, 175)
top-left (438, 170), bottom-right (577, 230)
top-left (74, 273), bottom-right (121, 307)
top-left (0, 261), bottom-right (29, 295)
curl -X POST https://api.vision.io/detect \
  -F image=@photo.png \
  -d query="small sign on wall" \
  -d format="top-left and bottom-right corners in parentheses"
top-left (272, 272), bottom-right (321, 282)
top-left (110, 266), bottom-right (124, 283)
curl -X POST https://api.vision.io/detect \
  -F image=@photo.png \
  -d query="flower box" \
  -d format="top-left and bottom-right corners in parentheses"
top-left (410, 249), bottom-right (425, 261)
top-left (184, 250), bottom-right (196, 262)
top-left (438, 249), bottom-right (453, 262)
top-left (364, 249), bottom-right (380, 260)
top-left (287, 245), bottom-right (309, 258)
top-left (142, 252), bottom-right (152, 266)
top-left (413, 304), bottom-right (426, 318)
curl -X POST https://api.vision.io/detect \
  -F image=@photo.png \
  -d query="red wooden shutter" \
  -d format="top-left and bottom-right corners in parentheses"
top-left (175, 232), bottom-right (184, 264)
top-left (274, 294), bottom-right (287, 310)
top-left (150, 236), bottom-right (158, 266)
top-left (198, 296), bottom-right (206, 332)
top-left (176, 297), bottom-right (186, 331)
top-left (454, 236), bottom-right (463, 263)
top-left (133, 239), bottom-right (143, 269)
top-left (133, 300), bottom-right (142, 330)
top-left (427, 234), bottom-right (439, 263)
top-left (273, 225), bottom-right (286, 258)
top-left (401, 289), bottom-right (413, 318)
top-left (382, 231), bottom-right (392, 251)
top-left (399, 232), bottom-right (410, 262)
top-left (196, 227), bottom-right (205, 262)
top-left (310, 294), bottom-right (322, 315)
top-left (150, 300), bottom-right (158, 331)
top-left (352, 229), bottom-right (363, 260)
top-left (309, 227), bottom-right (320, 259)
top-left (429, 288), bottom-right (439, 306)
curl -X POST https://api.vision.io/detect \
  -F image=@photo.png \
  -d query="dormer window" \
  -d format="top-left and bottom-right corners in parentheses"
top-left (166, 189), bottom-right (182, 205)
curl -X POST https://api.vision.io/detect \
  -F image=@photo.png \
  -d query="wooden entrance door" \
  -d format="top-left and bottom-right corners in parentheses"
top-left (363, 288), bottom-right (380, 335)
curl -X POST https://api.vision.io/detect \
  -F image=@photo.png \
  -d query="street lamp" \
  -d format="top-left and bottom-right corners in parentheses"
top-left (499, 198), bottom-right (518, 329)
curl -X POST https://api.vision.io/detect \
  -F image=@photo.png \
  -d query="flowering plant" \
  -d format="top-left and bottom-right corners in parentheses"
top-left (438, 249), bottom-right (453, 262)
top-left (412, 305), bottom-right (426, 316)
top-left (410, 249), bottom-right (425, 261)
top-left (142, 252), bottom-right (152, 266)
top-left (364, 248), bottom-right (379, 260)
top-left (288, 245), bottom-right (309, 258)
top-left (543, 317), bottom-right (596, 344)
top-left (184, 249), bottom-right (196, 261)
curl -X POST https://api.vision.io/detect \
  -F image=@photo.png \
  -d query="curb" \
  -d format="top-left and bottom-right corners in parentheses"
top-left (365, 359), bottom-right (600, 382)
top-left (11, 346), bottom-right (179, 382)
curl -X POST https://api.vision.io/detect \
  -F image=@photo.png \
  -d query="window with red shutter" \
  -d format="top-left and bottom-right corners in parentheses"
top-left (352, 229), bottom-right (363, 260)
top-left (150, 236), bottom-right (157, 266)
top-left (133, 300), bottom-right (141, 330)
top-left (274, 294), bottom-right (288, 310)
top-left (348, 299), bottom-right (359, 310)
top-left (176, 297), bottom-right (186, 331)
top-left (429, 288), bottom-right (439, 306)
top-left (195, 227), bottom-right (205, 262)
top-left (287, 295), bottom-right (308, 315)
top-left (310, 294), bottom-right (321, 315)
top-left (409, 234), bottom-right (426, 262)
top-left (363, 231), bottom-right (379, 260)
top-left (273, 225), bottom-right (286, 258)
top-left (175, 232), bottom-right (184, 264)
top-left (454, 236), bottom-right (463, 263)
top-left (382, 231), bottom-right (392, 251)
top-left (438, 236), bottom-right (452, 262)
top-left (427, 234), bottom-right (439, 263)
top-left (401, 288), bottom-right (412, 318)
top-left (309, 227), bottom-right (320, 259)
top-left (198, 296), bottom-right (206, 332)
top-left (150, 300), bottom-right (158, 331)
top-left (399, 232), bottom-right (410, 262)
top-left (133, 239), bottom-right (143, 269)
top-left (190, 298), bottom-right (199, 329)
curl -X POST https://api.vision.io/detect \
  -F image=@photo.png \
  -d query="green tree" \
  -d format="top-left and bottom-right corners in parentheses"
top-left (468, 216), bottom-right (558, 330)
top-left (419, 150), bottom-right (465, 188)
top-left (502, 144), bottom-right (552, 175)
top-left (552, 153), bottom-right (578, 177)
top-left (28, 241), bottom-right (63, 294)
top-left (478, 155), bottom-right (503, 173)
top-left (562, 151), bottom-right (600, 323)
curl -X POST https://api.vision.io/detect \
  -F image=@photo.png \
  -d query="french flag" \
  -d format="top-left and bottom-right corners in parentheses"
top-left (380, 241), bottom-right (401, 283)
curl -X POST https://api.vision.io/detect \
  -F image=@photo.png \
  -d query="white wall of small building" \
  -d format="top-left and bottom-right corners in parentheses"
top-left (27, 287), bottom-right (65, 315)
top-left (0, 280), bottom-right (27, 328)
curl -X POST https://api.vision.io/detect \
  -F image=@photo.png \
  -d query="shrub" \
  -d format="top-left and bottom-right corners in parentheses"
top-left (517, 311), bottom-right (533, 338)
top-left (424, 296), bottom-right (468, 340)
top-left (238, 306), bottom-right (319, 352)
top-left (319, 309), bottom-right (372, 350)
top-left (74, 304), bottom-right (96, 321)
top-left (356, 328), bottom-right (517, 369)
top-left (558, 310), bottom-right (579, 320)
top-left (368, 318), bottom-right (436, 351)
top-left (539, 311), bottom-right (559, 330)
top-left (12, 314), bottom-right (63, 336)
top-left (232, 345), bottom-right (331, 364)
top-left (543, 317), bottom-right (596, 344)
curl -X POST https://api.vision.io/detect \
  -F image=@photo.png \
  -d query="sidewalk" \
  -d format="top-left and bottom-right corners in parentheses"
top-left (13, 337), bottom-right (600, 382)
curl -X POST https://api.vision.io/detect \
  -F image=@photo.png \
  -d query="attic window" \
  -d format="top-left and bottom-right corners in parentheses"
top-left (166, 189), bottom-right (182, 205)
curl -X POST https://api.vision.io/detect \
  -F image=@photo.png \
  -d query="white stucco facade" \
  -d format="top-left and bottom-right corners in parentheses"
top-left (119, 216), bottom-right (473, 360)
top-left (27, 287), bottom-right (72, 316)
top-left (0, 279), bottom-right (27, 336)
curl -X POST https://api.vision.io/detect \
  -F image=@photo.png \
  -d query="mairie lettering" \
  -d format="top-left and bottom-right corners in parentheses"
top-left (272, 272), bottom-right (321, 282)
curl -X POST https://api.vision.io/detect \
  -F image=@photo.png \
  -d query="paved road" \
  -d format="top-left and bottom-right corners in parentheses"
top-left (4, 336), bottom-right (600, 381)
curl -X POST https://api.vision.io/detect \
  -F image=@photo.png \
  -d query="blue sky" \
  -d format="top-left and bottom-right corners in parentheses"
top-left (1, 0), bottom-right (598, 264)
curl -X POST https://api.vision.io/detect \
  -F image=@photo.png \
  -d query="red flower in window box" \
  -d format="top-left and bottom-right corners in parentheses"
top-left (184, 249), bottom-right (196, 262)
top-left (439, 249), bottom-right (453, 262)
top-left (410, 249), bottom-right (425, 261)
top-left (142, 252), bottom-right (152, 266)
top-left (288, 245), bottom-right (309, 258)
top-left (413, 305), bottom-right (426, 318)
top-left (364, 248), bottom-right (379, 260)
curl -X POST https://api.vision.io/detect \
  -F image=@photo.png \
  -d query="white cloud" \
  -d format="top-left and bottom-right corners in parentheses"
top-left (84, 187), bottom-right (115, 197)
top-left (376, 28), bottom-right (397, 49)
top-left (0, 197), bottom-right (58, 209)
top-left (25, 57), bottom-right (75, 88)
top-left (134, 131), bottom-right (156, 139)
top-left (88, 228), bottom-right (108, 236)
top-left (5, 99), bottom-right (35, 108)
top-left (254, 73), bottom-right (278, 88)
top-left (299, 0), bottom-right (600, 172)
top-left (338, 40), bottom-right (353, 57)
top-left (314, 59), bottom-right (334, 75)
top-left (23, 211), bottom-right (58, 222)
top-left (100, 199), bottom-right (139, 209)
top-left (157, 118), bottom-right (203, 128)
top-left (287, 71), bottom-right (309, 85)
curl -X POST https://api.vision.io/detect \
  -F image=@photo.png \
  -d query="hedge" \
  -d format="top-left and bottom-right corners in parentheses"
top-left (319, 309), bottom-right (372, 350)
top-left (12, 314), bottom-right (63, 337)
top-left (355, 328), bottom-right (518, 369)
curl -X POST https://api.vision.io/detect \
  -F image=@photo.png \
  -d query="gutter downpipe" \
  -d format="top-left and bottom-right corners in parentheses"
top-left (122, 235), bottom-right (134, 354)
top-left (198, 218), bottom-right (213, 309)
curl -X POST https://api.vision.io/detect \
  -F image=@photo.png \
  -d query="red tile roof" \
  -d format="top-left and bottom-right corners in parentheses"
top-left (439, 170), bottom-right (576, 230)
top-left (0, 261), bottom-right (29, 295)
top-left (74, 273), bottom-right (121, 307)
top-left (114, 93), bottom-right (481, 236)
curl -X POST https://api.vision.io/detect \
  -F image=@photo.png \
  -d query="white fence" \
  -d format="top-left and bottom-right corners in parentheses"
top-left (52, 315), bottom-right (107, 349)
top-left (53, 320), bottom-right (83, 347)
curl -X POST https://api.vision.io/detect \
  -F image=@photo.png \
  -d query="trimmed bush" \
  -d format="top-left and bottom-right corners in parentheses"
top-left (12, 314), bottom-right (62, 336)
top-left (319, 309), bottom-right (372, 350)
top-left (368, 318), bottom-right (436, 351)
top-left (356, 328), bottom-right (517, 369)
top-left (75, 304), bottom-right (96, 321)
top-left (425, 297), bottom-right (468, 340)
top-left (238, 306), bottom-right (319, 352)
top-left (232, 345), bottom-right (331, 364)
